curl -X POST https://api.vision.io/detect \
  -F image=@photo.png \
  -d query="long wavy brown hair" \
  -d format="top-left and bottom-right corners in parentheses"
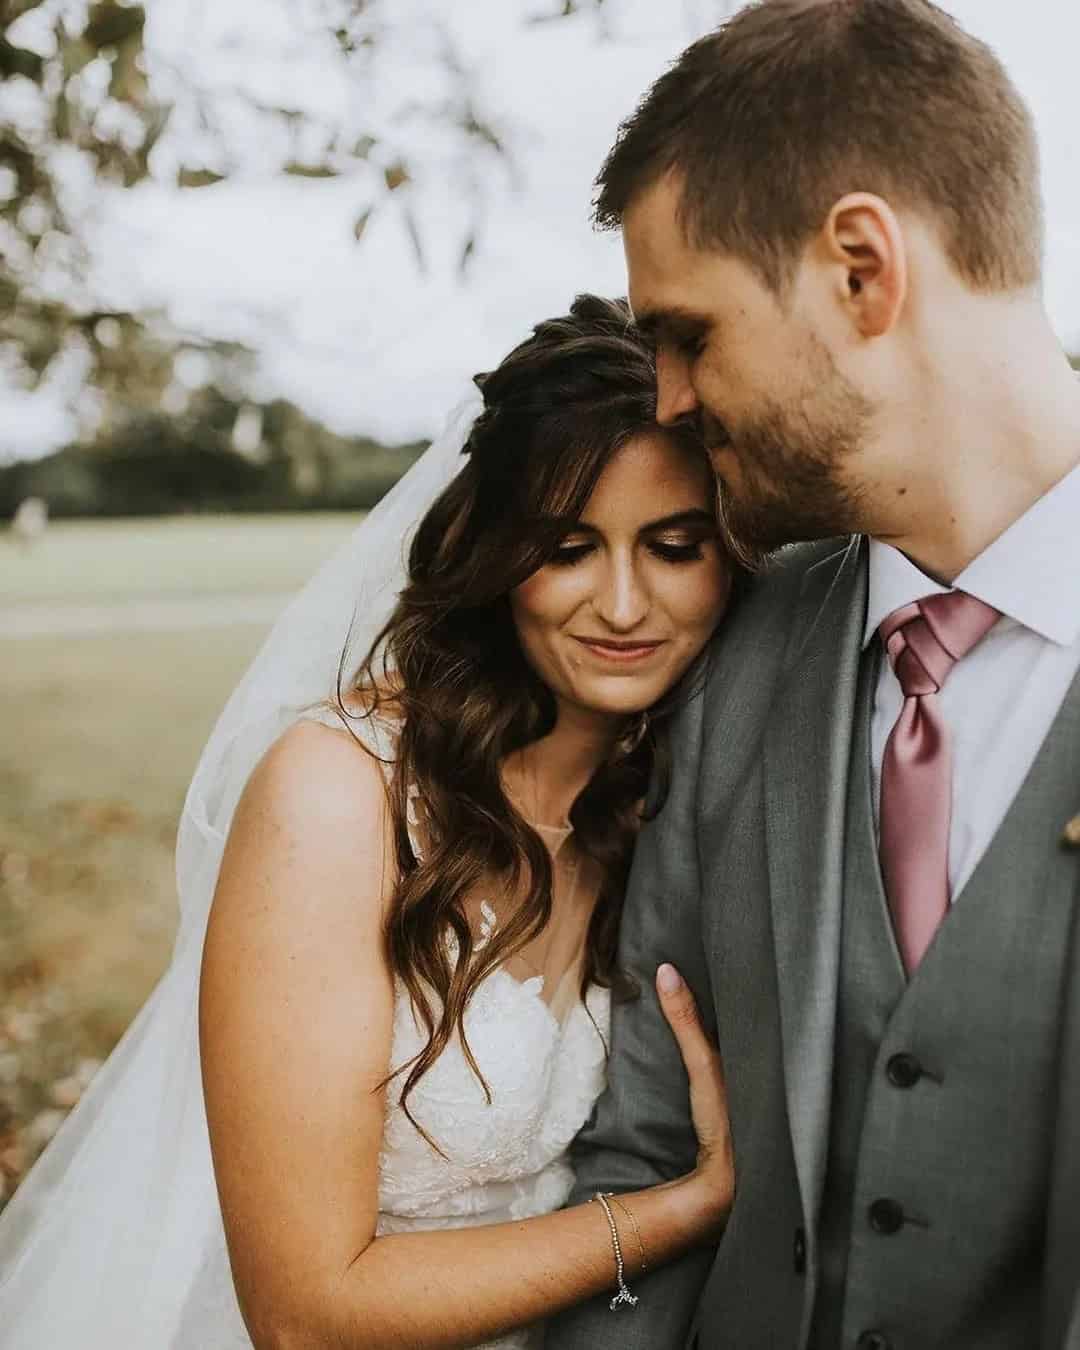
top-left (346, 294), bottom-right (727, 1141)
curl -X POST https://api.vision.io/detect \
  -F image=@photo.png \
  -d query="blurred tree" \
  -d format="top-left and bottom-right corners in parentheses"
top-left (1, 0), bottom-right (729, 471)
top-left (1, 3), bottom-right (159, 383)
top-left (0, 0), bottom-right (553, 425)
top-left (0, 382), bottom-right (427, 516)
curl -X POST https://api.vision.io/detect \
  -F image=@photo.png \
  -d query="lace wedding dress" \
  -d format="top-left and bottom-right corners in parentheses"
top-left (375, 937), bottom-right (611, 1349)
top-left (170, 712), bottom-right (612, 1349)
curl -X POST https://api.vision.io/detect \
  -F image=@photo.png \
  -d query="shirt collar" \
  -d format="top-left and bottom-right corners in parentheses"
top-left (863, 541), bottom-right (946, 649)
top-left (863, 460), bottom-right (1080, 650)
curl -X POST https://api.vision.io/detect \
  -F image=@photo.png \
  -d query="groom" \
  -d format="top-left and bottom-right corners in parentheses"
top-left (548, 2), bottom-right (1080, 1348)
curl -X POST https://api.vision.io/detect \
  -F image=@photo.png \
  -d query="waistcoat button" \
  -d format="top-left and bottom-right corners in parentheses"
top-left (886, 1052), bottom-right (923, 1088)
top-left (856, 1332), bottom-right (893, 1350)
top-left (792, 1225), bottom-right (807, 1274)
top-left (868, 1197), bottom-right (905, 1234)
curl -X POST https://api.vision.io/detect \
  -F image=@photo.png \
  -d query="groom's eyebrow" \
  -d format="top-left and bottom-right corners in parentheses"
top-left (633, 304), bottom-right (710, 344)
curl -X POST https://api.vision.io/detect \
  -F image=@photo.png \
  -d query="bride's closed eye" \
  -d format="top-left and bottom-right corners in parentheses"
top-left (648, 537), bottom-right (708, 564)
top-left (549, 541), bottom-right (595, 567)
top-left (548, 535), bottom-right (713, 568)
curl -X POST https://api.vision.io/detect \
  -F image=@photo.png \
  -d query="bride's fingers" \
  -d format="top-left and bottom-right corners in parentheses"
top-left (656, 963), bottom-right (720, 1083)
top-left (657, 964), bottom-right (731, 1181)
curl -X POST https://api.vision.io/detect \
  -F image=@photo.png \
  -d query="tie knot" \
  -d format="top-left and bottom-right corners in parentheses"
top-left (879, 590), bottom-right (1000, 697)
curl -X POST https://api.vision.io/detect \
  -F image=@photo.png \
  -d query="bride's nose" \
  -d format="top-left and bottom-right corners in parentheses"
top-left (591, 555), bottom-right (649, 632)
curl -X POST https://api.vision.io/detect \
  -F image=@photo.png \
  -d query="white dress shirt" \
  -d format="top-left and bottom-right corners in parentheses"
top-left (865, 461), bottom-right (1080, 900)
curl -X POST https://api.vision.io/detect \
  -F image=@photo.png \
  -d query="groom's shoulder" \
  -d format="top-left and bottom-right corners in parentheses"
top-left (662, 537), bottom-right (859, 778)
top-left (757, 535), bottom-right (855, 587)
top-left (728, 535), bottom-right (855, 631)
top-left (701, 535), bottom-right (857, 696)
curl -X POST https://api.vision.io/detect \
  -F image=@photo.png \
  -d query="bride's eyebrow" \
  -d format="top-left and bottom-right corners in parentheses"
top-left (560, 509), bottom-right (717, 538)
top-left (641, 509), bottom-right (717, 533)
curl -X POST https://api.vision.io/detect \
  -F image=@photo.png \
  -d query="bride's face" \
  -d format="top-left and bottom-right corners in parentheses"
top-left (510, 429), bottom-right (732, 720)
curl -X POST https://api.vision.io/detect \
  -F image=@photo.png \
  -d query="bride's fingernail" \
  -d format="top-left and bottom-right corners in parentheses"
top-left (657, 963), bottom-right (684, 995)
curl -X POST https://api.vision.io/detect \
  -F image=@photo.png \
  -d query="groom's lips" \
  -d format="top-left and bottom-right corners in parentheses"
top-left (572, 636), bottom-right (667, 663)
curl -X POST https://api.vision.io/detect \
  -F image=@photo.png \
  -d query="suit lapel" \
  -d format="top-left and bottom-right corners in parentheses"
top-left (763, 534), bottom-right (867, 1241)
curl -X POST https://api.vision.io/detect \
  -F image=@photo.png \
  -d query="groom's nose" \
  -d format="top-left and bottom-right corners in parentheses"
top-left (656, 348), bottom-right (699, 425)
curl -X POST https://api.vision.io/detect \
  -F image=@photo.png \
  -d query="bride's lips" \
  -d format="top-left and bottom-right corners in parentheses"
top-left (572, 636), bottom-right (667, 663)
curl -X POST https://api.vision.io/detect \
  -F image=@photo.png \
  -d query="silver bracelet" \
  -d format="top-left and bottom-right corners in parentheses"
top-left (592, 1191), bottom-right (639, 1310)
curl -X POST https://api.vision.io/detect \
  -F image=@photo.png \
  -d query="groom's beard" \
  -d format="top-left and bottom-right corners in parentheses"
top-left (707, 364), bottom-right (872, 556)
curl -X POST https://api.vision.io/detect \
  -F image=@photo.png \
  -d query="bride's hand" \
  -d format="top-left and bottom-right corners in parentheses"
top-left (656, 962), bottom-right (734, 1236)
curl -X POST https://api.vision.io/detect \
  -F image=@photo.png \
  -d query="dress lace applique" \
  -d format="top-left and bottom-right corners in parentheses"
top-left (406, 781), bottom-right (423, 853)
top-left (376, 971), bottom-right (610, 1349)
top-left (476, 899), bottom-right (498, 953)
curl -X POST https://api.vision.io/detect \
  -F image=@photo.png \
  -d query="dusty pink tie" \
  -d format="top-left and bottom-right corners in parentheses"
top-left (878, 591), bottom-right (1000, 974)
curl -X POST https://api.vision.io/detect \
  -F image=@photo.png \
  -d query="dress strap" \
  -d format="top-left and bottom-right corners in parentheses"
top-left (300, 701), bottom-right (397, 780)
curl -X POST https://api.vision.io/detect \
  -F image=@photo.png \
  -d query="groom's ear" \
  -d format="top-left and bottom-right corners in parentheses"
top-left (820, 192), bottom-right (907, 339)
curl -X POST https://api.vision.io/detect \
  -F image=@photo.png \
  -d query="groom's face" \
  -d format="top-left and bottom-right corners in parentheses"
top-left (623, 174), bottom-right (871, 553)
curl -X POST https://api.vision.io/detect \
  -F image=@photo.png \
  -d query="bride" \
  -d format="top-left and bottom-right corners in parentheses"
top-left (0, 295), bottom-right (735, 1348)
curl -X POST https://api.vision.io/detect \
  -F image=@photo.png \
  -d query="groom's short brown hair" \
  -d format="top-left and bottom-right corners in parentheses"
top-left (595, 0), bottom-right (1042, 293)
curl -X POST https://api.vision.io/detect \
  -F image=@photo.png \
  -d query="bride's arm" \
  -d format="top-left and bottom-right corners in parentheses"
top-left (200, 721), bottom-right (730, 1350)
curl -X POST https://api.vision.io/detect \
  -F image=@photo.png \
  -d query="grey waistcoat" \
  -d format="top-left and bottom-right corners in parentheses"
top-left (810, 647), bottom-right (1080, 1350)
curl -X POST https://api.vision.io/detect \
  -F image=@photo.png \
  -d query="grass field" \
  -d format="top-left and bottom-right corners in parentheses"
top-left (0, 513), bottom-right (358, 1206)
top-left (0, 511), bottom-right (361, 605)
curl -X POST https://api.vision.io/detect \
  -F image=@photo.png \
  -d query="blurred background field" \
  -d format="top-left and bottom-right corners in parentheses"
top-left (0, 511), bottom-right (358, 603)
top-left (0, 512), bottom-right (353, 1206)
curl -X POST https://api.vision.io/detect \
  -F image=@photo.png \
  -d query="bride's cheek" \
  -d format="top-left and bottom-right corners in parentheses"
top-left (663, 570), bottom-right (727, 658)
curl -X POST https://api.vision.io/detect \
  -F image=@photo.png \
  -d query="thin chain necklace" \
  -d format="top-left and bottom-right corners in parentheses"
top-left (511, 844), bottom-right (584, 981)
top-left (498, 745), bottom-right (582, 981)
top-left (505, 744), bottom-right (573, 833)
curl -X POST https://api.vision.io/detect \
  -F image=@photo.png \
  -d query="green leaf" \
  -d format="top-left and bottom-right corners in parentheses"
top-left (352, 206), bottom-right (374, 241)
top-left (138, 103), bottom-right (171, 159)
top-left (283, 161), bottom-right (339, 178)
top-left (83, 2), bottom-right (145, 51)
top-left (177, 167), bottom-right (225, 189)
top-left (383, 161), bottom-right (410, 192)
top-left (0, 131), bottom-right (39, 195)
top-left (0, 36), bottom-right (44, 82)
top-left (60, 36), bottom-right (96, 81)
top-left (108, 37), bottom-right (148, 104)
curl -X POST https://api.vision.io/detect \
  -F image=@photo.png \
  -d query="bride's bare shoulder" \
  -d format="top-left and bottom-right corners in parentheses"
top-left (238, 714), bottom-right (392, 848)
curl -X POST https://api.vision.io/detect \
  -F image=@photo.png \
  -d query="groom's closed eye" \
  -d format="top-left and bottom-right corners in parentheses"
top-left (674, 326), bottom-right (708, 358)
top-left (634, 306), bottom-right (712, 357)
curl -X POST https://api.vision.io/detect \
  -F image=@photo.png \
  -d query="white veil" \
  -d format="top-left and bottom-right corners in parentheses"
top-left (0, 393), bottom-right (481, 1348)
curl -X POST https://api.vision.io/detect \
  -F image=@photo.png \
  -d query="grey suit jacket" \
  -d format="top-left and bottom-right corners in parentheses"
top-left (546, 537), bottom-right (1080, 1350)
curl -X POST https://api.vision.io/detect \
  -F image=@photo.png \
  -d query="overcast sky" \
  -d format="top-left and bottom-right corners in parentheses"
top-left (7, 0), bottom-right (1080, 457)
